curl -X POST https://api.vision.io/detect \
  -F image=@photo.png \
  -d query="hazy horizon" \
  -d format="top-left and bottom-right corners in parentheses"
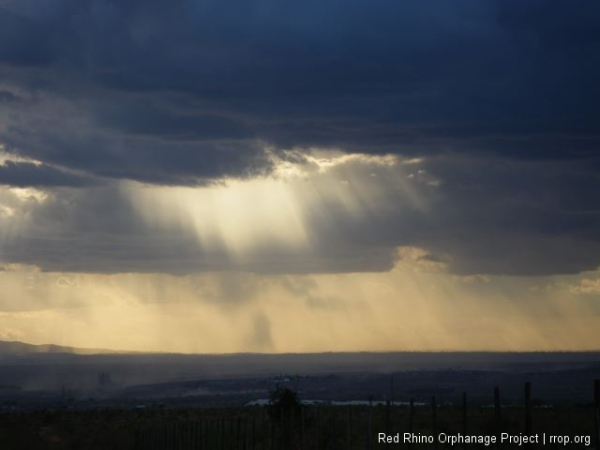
top-left (4, 338), bottom-right (600, 356)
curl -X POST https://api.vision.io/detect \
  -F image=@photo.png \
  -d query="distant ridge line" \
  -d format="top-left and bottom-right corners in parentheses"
top-left (1, 340), bottom-right (599, 357)
top-left (0, 340), bottom-right (126, 355)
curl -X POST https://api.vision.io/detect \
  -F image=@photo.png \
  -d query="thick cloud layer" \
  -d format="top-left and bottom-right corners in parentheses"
top-left (0, 152), bottom-right (598, 276)
top-left (0, 1), bottom-right (599, 276)
top-left (1, 0), bottom-right (598, 183)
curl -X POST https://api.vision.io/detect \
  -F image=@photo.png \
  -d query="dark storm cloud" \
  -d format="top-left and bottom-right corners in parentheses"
top-left (1, 126), bottom-right (271, 185)
top-left (0, 161), bottom-right (94, 187)
top-left (0, 0), bottom-right (599, 276)
top-left (0, 0), bottom-right (598, 175)
top-left (410, 156), bottom-right (600, 276)
top-left (95, 102), bottom-right (252, 141)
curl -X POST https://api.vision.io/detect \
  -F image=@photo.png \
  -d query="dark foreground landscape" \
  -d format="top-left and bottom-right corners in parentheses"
top-left (1, 343), bottom-right (599, 449)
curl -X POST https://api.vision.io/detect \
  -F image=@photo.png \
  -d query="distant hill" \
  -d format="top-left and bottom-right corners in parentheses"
top-left (0, 340), bottom-right (115, 355)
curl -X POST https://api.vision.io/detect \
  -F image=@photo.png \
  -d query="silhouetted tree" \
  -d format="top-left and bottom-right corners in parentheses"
top-left (268, 386), bottom-right (301, 446)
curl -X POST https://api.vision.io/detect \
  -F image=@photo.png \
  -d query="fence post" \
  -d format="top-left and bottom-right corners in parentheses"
top-left (390, 375), bottom-right (395, 431)
top-left (408, 398), bottom-right (414, 450)
top-left (194, 420), bottom-right (198, 450)
top-left (160, 423), bottom-right (163, 450)
top-left (251, 416), bottom-right (256, 450)
top-left (191, 421), bottom-right (195, 449)
top-left (386, 400), bottom-right (391, 435)
top-left (237, 416), bottom-right (242, 450)
top-left (180, 421), bottom-right (185, 450)
top-left (185, 421), bottom-right (189, 450)
top-left (243, 417), bottom-right (248, 450)
top-left (347, 405), bottom-right (352, 450)
top-left (462, 392), bottom-right (467, 450)
top-left (330, 416), bottom-right (336, 450)
top-left (197, 420), bottom-right (202, 450)
top-left (204, 419), bottom-right (209, 450)
top-left (524, 381), bottom-right (532, 435)
top-left (300, 407), bottom-right (305, 450)
top-left (205, 419), bottom-right (211, 450)
top-left (366, 402), bottom-right (372, 450)
top-left (316, 405), bottom-right (321, 450)
top-left (594, 379), bottom-right (600, 450)
top-left (190, 421), bottom-right (195, 450)
top-left (494, 387), bottom-right (502, 438)
top-left (173, 421), bottom-right (178, 450)
top-left (221, 418), bottom-right (226, 450)
top-left (270, 413), bottom-right (275, 450)
top-left (291, 406), bottom-right (296, 449)
top-left (432, 396), bottom-right (438, 450)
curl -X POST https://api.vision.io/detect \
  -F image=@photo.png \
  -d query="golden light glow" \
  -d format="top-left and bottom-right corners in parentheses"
top-left (1, 151), bottom-right (599, 353)
top-left (0, 259), bottom-right (599, 353)
top-left (124, 151), bottom-right (428, 265)
top-left (128, 178), bottom-right (309, 261)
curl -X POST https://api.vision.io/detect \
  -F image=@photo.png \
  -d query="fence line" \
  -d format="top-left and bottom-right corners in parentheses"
top-left (131, 380), bottom-right (599, 450)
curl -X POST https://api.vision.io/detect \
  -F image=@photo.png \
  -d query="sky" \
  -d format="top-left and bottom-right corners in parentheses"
top-left (0, 0), bottom-right (599, 353)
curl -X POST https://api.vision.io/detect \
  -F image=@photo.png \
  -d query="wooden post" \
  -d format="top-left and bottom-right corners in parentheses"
top-left (159, 423), bottom-right (163, 450)
top-left (316, 405), bottom-right (321, 450)
top-left (594, 379), bottom-right (600, 450)
top-left (237, 416), bottom-right (242, 450)
top-left (347, 405), bottom-right (352, 450)
top-left (301, 407), bottom-right (306, 450)
top-left (270, 415), bottom-right (275, 450)
top-left (174, 422), bottom-right (179, 450)
top-left (191, 421), bottom-right (195, 450)
top-left (183, 421), bottom-right (188, 450)
top-left (386, 400), bottom-right (391, 435)
top-left (180, 421), bottom-right (185, 450)
top-left (190, 421), bottom-right (195, 450)
top-left (462, 392), bottom-right (467, 450)
top-left (251, 416), bottom-right (256, 450)
top-left (204, 420), bottom-right (209, 450)
top-left (408, 398), bottom-right (414, 450)
top-left (205, 419), bottom-right (211, 450)
top-left (196, 420), bottom-right (201, 450)
top-left (242, 417), bottom-right (247, 450)
top-left (279, 406), bottom-right (283, 450)
top-left (390, 375), bottom-right (394, 430)
top-left (184, 421), bottom-right (189, 450)
top-left (432, 396), bottom-right (438, 450)
top-left (193, 421), bottom-right (198, 450)
top-left (221, 418), bottom-right (226, 450)
top-left (232, 417), bottom-right (237, 450)
top-left (524, 381), bottom-right (532, 435)
top-left (494, 387), bottom-right (502, 438)
top-left (330, 416), bottom-right (335, 450)
top-left (366, 402), bottom-right (372, 450)
top-left (291, 406), bottom-right (296, 449)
